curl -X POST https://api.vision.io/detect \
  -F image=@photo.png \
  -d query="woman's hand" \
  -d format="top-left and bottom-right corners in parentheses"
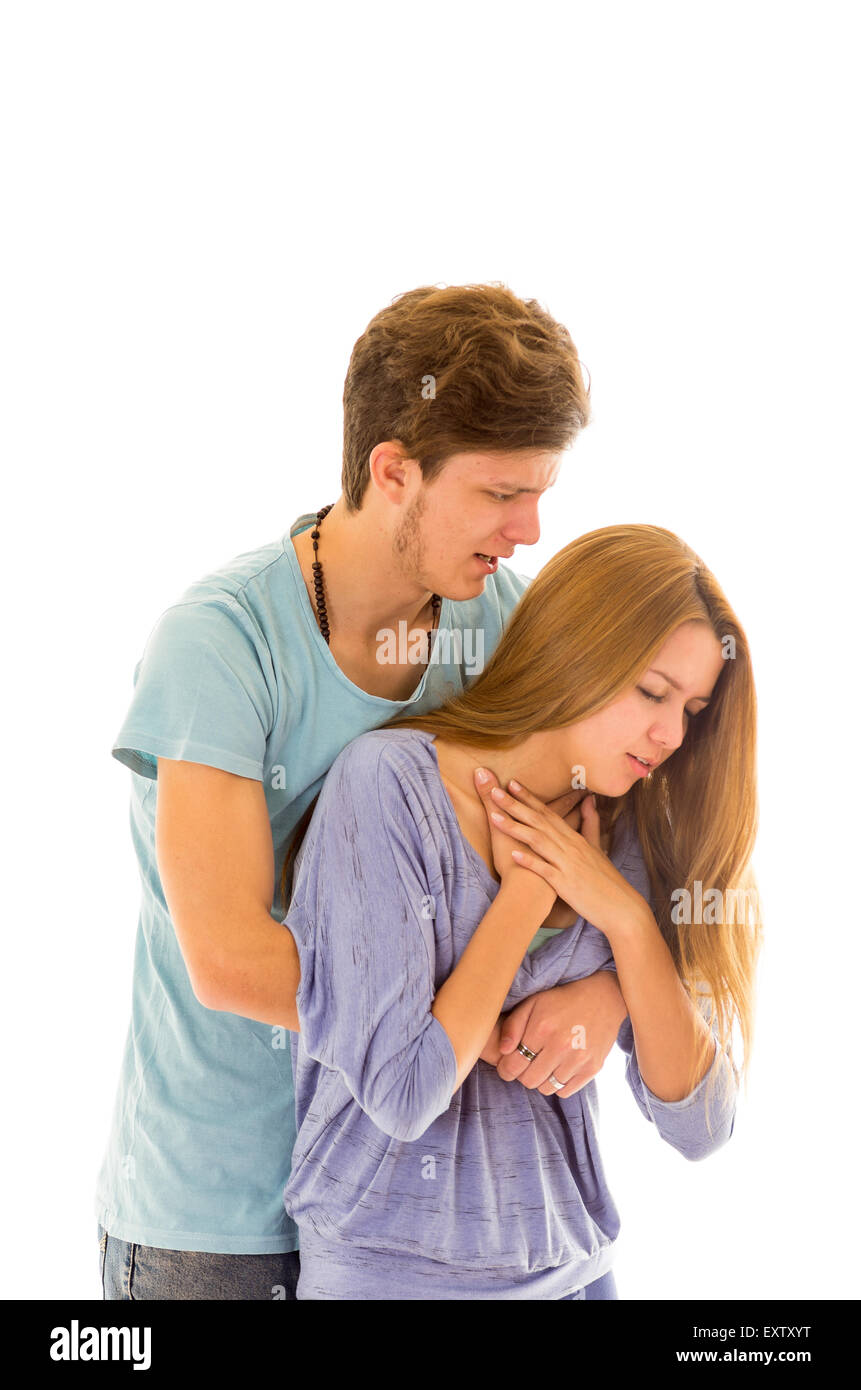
top-left (473, 768), bottom-right (585, 907)
top-left (537, 794), bottom-right (589, 928)
top-left (480, 778), bottom-right (652, 943)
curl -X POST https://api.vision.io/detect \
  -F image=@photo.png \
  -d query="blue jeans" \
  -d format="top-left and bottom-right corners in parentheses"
top-left (98, 1224), bottom-right (300, 1301)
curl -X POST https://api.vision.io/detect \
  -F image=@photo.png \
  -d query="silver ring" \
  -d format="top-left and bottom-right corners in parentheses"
top-left (516, 1042), bottom-right (539, 1062)
top-left (548, 1074), bottom-right (565, 1090)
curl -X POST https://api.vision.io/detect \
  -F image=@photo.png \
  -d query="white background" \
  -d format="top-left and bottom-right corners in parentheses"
top-left (2, 0), bottom-right (858, 1300)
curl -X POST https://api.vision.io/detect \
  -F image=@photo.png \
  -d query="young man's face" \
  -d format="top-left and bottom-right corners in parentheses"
top-left (393, 450), bottom-right (562, 601)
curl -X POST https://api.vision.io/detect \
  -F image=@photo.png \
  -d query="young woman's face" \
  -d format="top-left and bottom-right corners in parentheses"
top-left (566, 621), bottom-right (726, 797)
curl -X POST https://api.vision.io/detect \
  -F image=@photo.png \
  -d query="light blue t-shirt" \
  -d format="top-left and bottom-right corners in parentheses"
top-left (95, 515), bottom-right (533, 1253)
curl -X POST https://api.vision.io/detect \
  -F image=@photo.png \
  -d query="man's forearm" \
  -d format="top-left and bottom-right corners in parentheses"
top-left (202, 909), bottom-right (301, 1030)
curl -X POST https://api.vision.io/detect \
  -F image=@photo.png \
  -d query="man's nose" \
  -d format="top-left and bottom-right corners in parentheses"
top-left (502, 498), bottom-right (542, 547)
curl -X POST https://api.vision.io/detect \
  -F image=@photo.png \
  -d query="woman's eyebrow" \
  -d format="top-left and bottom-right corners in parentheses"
top-left (647, 668), bottom-right (712, 703)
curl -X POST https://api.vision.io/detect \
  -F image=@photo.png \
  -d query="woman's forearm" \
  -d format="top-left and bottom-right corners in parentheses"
top-left (608, 907), bottom-right (717, 1102)
top-left (432, 869), bottom-right (556, 1091)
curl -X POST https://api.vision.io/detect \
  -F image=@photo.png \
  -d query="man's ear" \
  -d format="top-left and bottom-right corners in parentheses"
top-left (367, 440), bottom-right (417, 504)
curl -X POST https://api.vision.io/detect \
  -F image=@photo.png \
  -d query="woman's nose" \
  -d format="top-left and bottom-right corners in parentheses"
top-left (651, 711), bottom-right (687, 752)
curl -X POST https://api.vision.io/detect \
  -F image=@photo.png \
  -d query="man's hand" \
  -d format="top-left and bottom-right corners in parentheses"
top-left (479, 1016), bottom-right (505, 1066)
top-left (490, 972), bottom-right (628, 1097)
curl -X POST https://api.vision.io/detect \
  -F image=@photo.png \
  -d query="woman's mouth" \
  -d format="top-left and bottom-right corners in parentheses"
top-left (626, 753), bottom-right (654, 778)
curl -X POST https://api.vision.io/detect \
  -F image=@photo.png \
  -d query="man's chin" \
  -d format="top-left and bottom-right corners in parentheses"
top-left (435, 574), bottom-right (489, 604)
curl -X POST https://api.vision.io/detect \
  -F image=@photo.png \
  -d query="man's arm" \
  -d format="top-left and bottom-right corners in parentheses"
top-left (479, 971), bottom-right (628, 1093)
top-left (155, 757), bottom-right (301, 1029)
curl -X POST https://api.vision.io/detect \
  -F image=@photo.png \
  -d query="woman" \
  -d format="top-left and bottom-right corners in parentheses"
top-left (279, 524), bottom-right (762, 1300)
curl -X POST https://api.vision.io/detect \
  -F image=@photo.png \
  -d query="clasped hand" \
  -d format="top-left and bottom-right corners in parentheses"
top-left (471, 767), bottom-right (647, 1097)
top-left (475, 769), bottom-right (648, 943)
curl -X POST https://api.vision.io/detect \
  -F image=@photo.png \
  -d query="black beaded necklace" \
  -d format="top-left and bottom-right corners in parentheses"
top-left (310, 504), bottom-right (441, 657)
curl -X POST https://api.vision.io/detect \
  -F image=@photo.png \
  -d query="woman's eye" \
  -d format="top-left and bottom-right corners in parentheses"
top-left (638, 687), bottom-right (666, 703)
top-left (639, 686), bottom-right (701, 720)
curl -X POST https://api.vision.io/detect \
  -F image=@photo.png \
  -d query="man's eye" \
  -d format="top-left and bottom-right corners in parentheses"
top-left (489, 491), bottom-right (515, 501)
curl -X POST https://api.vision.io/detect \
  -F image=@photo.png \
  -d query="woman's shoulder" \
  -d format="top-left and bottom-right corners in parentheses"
top-left (325, 726), bottom-right (438, 801)
top-left (310, 727), bottom-right (450, 874)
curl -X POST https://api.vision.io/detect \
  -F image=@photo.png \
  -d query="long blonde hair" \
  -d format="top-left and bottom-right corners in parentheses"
top-left (282, 524), bottom-right (762, 1117)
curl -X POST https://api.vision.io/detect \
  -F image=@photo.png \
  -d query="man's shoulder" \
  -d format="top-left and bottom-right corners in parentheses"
top-left (137, 528), bottom-right (303, 655)
top-left (170, 530), bottom-right (292, 611)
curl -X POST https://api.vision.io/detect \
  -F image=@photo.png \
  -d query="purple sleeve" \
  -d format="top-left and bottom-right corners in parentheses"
top-left (617, 1017), bottom-right (738, 1159)
top-left (284, 738), bottom-right (458, 1143)
top-left (608, 814), bottom-right (739, 1158)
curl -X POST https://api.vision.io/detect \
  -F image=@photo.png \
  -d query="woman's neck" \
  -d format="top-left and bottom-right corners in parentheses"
top-left (430, 732), bottom-right (588, 883)
top-left (431, 732), bottom-right (584, 808)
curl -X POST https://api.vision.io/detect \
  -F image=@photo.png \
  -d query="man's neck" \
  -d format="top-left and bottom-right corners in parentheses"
top-left (294, 498), bottom-right (435, 645)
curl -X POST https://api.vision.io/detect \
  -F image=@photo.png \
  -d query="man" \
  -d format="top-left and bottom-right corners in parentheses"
top-left (96, 283), bottom-right (629, 1300)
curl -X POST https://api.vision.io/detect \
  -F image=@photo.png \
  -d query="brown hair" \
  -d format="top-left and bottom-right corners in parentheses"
top-left (280, 524), bottom-right (762, 1128)
top-left (341, 283), bottom-right (590, 511)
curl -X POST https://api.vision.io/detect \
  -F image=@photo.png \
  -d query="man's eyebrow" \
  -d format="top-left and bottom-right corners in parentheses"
top-left (647, 668), bottom-right (712, 702)
top-left (485, 479), bottom-right (556, 495)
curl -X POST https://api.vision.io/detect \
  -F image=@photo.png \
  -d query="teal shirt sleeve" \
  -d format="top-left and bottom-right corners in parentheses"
top-left (111, 599), bottom-right (280, 781)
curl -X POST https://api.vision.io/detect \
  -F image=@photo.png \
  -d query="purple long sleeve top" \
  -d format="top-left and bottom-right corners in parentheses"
top-left (283, 728), bottom-right (737, 1299)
